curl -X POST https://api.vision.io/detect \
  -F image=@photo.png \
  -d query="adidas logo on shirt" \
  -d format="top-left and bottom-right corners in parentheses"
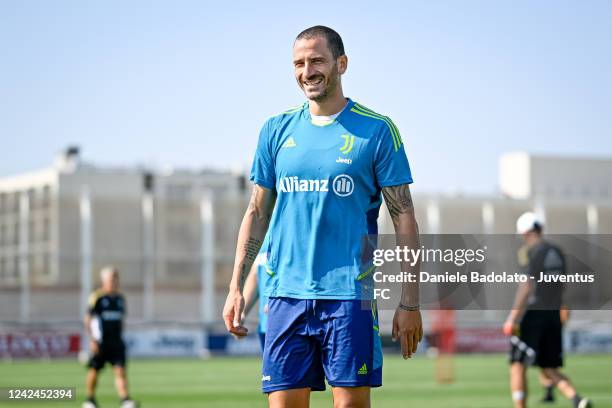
top-left (282, 137), bottom-right (297, 148)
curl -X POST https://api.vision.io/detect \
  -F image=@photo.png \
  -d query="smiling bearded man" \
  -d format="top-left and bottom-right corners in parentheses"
top-left (222, 25), bottom-right (423, 408)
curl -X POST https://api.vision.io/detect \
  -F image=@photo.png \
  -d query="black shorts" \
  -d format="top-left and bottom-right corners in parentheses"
top-left (510, 310), bottom-right (563, 368)
top-left (87, 341), bottom-right (127, 371)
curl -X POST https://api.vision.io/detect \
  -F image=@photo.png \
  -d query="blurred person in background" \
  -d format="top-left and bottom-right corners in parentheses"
top-left (503, 212), bottom-right (591, 408)
top-left (83, 266), bottom-right (137, 408)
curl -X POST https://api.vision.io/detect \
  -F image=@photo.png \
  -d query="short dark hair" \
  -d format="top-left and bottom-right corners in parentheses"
top-left (295, 25), bottom-right (345, 59)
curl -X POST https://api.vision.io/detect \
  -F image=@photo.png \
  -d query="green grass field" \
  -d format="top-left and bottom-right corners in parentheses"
top-left (0, 354), bottom-right (610, 408)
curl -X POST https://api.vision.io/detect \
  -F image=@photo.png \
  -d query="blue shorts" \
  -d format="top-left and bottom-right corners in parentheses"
top-left (261, 297), bottom-right (382, 393)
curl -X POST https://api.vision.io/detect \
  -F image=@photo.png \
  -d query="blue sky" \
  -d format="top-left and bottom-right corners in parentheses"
top-left (1, 0), bottom-right (611, 193)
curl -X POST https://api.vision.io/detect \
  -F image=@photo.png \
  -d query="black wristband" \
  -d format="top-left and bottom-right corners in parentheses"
top-left (398, 303), bottom-right (420, 311)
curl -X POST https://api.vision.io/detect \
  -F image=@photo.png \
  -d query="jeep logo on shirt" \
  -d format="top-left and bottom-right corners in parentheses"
top-left (278, 175), bottom-right (353, 197)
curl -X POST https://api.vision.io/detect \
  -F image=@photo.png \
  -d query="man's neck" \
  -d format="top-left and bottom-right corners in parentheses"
top-left (308, 90), bottom-right (347, 116)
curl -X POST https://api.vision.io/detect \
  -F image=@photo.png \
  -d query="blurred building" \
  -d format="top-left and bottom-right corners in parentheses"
top-left (0, 147), bottom-right (248, 323)
top-left (499, 152), bottom-right (612, 201)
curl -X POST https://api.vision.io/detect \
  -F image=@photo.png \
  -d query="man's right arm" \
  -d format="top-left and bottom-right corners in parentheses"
top-left (222, 184), bottom-right (276, 337)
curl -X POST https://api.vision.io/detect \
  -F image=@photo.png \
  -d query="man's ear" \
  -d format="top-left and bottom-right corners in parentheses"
top-left (337, 55), bottom-right (348, 74)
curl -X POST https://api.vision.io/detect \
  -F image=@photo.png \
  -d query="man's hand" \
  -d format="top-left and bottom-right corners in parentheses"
top-left (392, 308), bottom-right (423, 359)
top-left (222, 288), bottom-right (248, 338)
top-left (503, 317), bottom-right (518, 336)
top-left (560, 305), bottom-right (570, 326)
top-left (89, 340), bottom-right (99, 355)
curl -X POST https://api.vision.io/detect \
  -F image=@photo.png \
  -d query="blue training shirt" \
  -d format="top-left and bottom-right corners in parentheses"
top-left (250, 98), bottom-right (413, 300)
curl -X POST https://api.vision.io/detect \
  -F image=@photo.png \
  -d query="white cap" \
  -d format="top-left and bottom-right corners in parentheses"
top-left (516, 211), bottom-right (544, 234)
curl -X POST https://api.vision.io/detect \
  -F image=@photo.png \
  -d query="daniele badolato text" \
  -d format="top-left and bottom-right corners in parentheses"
top-left (371, 246), bottom-right (595, 284)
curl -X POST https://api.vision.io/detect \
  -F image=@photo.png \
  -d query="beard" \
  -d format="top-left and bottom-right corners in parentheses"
top-left (303, 64), bottom-right (339, 102)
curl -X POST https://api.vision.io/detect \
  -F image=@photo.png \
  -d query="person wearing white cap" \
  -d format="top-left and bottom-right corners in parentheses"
top-left (503, 212), bottom-right (592, 408)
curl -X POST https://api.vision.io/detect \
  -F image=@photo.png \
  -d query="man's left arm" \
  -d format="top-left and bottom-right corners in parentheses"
top-left (382, 183), bottom-right (423, 359)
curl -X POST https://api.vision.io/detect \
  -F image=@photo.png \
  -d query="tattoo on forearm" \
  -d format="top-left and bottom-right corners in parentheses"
top-left (239, 237), bottom-right (262, 287)
top-left (244, 237), bottom-right (261, 263)
top-left (382, 184), bottom-right (414, 219)
top-left (234, 184), bottom-right (276, 289)
top-left (239, 265), bottom-right (249, 289)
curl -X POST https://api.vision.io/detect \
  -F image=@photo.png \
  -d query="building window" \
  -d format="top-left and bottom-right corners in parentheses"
top-left (29, 219), bottom-right (36, 244)
top-left (3, 256), bottom-right (19, 282)
top-left (581, 186), bottom-right (590, 197)
top-left (27, 188), bottom-right (36, 210)
top-left (42, 218), bottom-right (50, 242)
top-left (29, 254), bottom-right (50, 280)
top-left (0, 257), bottom-right (16, 283)
top-left (41, 185), bottom-right (51, 208)
top-left (13, 222), bottom-right (20, 246)
top-left (5, 193), bottom-right (16, 214)
top-left (166, 184), bottom-right (192, 200)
